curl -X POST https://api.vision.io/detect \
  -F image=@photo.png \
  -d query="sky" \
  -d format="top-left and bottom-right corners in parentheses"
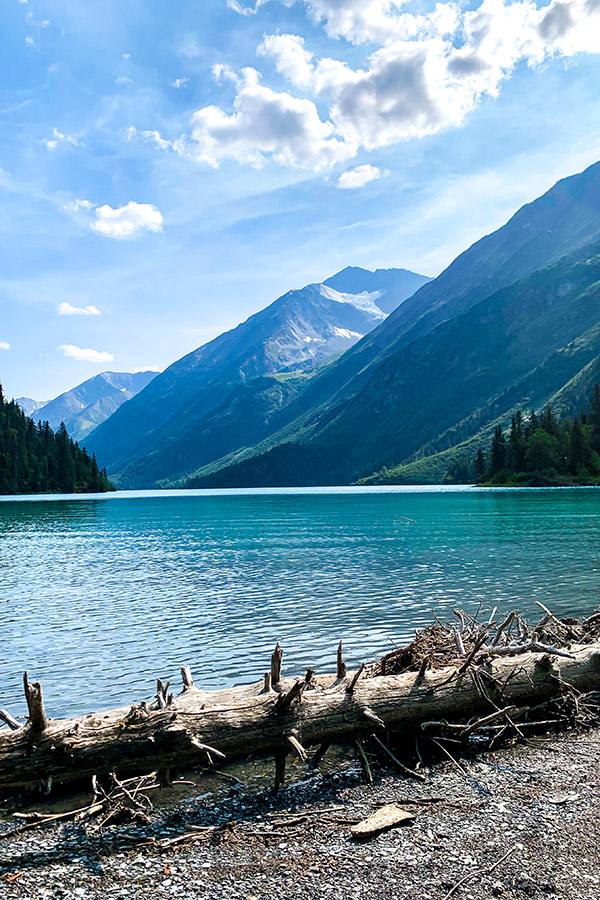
top-left (1, 0), bottom-right (600, 401)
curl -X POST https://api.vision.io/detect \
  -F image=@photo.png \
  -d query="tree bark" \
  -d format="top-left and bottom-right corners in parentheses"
top-left (0, 642), bottom-right (599, 793)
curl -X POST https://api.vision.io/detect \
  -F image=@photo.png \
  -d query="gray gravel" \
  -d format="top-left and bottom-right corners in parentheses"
top-left (1, 729), bottom-right (599, 900)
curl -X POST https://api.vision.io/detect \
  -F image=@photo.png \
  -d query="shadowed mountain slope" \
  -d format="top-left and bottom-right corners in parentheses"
top-left (85, 267), bottom-right (429, 486)
top-left (183, 162), bottom-right (600, 487)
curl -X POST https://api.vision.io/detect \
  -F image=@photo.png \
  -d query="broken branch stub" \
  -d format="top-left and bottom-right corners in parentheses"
top-left (2, 612), bottom-right (600, 793)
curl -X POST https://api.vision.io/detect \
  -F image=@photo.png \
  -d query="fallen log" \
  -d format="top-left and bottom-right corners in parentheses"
top-left (1, 628), bottom-right (600, 793)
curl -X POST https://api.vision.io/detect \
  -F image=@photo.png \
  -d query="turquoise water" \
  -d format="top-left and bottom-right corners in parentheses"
top-left (1, 486), bottom-right (599, 719)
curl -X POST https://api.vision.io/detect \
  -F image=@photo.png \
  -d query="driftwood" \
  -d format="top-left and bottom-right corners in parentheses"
top-left (1, 609), bottom-right (600, 795)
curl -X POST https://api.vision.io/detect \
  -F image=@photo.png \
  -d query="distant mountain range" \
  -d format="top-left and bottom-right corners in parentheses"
top-left (15, 397), bottom-right (47, 417)
top-left (78, 159), bottom-right (600, 489)
top-left (21, 371), bottom-right (158, 442)
top-left (84, 267), bottom-right (430, 486)
top-left (181, 160), bottom-right (600, 487)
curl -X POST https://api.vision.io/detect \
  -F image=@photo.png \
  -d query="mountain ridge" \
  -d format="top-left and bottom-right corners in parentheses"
top-left (85, 266), bottom-right (430, 484)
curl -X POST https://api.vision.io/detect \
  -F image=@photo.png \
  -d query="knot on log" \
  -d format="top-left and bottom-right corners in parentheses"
top-left (23, 672), bottom-right (47, 734)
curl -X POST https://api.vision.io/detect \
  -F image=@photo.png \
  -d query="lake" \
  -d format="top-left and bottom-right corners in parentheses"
top-left (1, 486), bottom-right (599, 720)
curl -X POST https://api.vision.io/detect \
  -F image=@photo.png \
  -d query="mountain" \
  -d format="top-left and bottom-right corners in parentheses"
top-left (181, 160), bottom-right (600, 488)
top-left (85, 267), bottom-right (430, 485)
top-left (36, 371), bottom-right (158, 442)
top-left (15, 397), bottom-right (47, 417)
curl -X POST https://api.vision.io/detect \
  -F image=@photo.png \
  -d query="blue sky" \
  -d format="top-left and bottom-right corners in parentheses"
top-left (1, 0), bottom-right (600, 401)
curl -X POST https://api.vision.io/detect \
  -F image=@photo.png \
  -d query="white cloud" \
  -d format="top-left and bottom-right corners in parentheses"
top-left (58, 345), bottom-right (114, 363)
top-left (142, 0), bottom-right (600, 173)
top-left (133, 365), bottom-right (160, 373)
top-left (227, 0), bottom-right (271, 14)
top-left (62, 198), bottom-right (93, 212)
top-left (257, 0), bottom-right (600, 155)
top-left (122, 52), bottom-right (131, 59)
top-left (57, 302), bottom-right (101, 316)
top-left (170, 77), bottom-right (189, 88)
top-left (25, 36), bottom-right (35, 47)
top-left (258, 34), bottom-right (315, 87)
top-left (337, 164), bottom-right (389, 188)
top-left (115, 75), bottom-right (133, 85)
top-left (44, 127), bottom-right (81, 151)
top-left (151, 67), bottom-right (353, 170)
top-left (90, 202), bottom-right (164, 239)
top-left (0, 341), bottom-right (9, 351)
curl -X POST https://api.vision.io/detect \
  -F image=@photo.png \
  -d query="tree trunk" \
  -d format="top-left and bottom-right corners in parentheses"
top-left (1, 643), bottom-right (599, 793)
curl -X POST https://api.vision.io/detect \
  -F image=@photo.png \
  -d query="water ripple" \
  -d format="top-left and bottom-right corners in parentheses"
top-left (1, 486), bottom-right (599, 718)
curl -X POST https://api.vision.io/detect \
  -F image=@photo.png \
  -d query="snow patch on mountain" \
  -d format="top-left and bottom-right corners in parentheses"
top-left (332, 326), bottom-right (364, 340)
top-left (319, 284), bottom-right (387, 319)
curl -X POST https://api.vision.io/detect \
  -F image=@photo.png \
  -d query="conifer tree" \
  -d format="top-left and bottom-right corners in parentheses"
top-left (489, 425), bottom-right (506, 475)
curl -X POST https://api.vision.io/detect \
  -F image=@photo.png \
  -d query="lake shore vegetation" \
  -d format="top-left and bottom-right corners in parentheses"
top-left (475, 385), bottom-right (600, 487)
top-left (0, 385), bottom-right (114, 495)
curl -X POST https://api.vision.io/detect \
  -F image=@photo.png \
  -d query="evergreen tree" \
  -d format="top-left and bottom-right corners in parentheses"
top-left (474, 447), bottom-right (486, 481)
top-left (0, 387), bottom-right (114, 495)
top-left (489, 426), bottom-right (506, 475)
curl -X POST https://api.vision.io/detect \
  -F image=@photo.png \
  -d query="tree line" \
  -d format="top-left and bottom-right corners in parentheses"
top-left (474, 384), bottom-right (600, 486)
top-left (0, 385), bottom-right (114, 494)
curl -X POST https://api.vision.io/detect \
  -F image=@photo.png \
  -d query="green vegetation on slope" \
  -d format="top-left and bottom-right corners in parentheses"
top-left (0, 385), bottom-right (114, 495)
top-left (475, 387), bottom-right (600, 486)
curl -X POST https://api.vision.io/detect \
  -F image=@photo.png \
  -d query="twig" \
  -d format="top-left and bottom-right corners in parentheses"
top-left (443, 844), bottom-right (519, 899)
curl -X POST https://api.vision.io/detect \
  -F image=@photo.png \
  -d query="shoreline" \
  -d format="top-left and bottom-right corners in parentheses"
top-left (1, 727), bottom-right (598, 899)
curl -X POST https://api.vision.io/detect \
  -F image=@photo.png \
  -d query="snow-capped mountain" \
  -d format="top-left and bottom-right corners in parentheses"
top-left (85, 266), bottom-right (430, 485)
top-left (35, 370), bottom-right (158, 442)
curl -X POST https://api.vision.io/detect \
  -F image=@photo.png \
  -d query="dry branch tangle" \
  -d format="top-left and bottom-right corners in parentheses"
top-left (1, 643), bottom-right (600, 792)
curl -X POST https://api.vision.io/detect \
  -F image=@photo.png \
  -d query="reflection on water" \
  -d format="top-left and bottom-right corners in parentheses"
top-left (1, 486), bottom-right (599, 718)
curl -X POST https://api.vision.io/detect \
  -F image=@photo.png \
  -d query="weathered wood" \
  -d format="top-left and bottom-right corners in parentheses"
top-left (1, 643), bottom-right (599, 792)
top-left (180, 667), bottom-right (194, 692)
top-left (23, 672), bottom-right (47, 734)
top-left (273, 751), bottom-right (286, 794)
top-left (337, 642), bottom-right (347, 680)
top-left (0, 710), bottom-right (22, 731)
top-left (355, 738), bottom-right (373, 783)
top-left (271, 642), bottom-right (283, 686)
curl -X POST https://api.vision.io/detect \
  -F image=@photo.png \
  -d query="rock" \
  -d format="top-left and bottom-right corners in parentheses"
top-left (350, 804), bottom-right (415, 839)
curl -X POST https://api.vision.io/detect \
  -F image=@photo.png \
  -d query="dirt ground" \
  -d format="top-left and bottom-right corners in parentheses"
top-left (1, 728), bottom-right (599, 900)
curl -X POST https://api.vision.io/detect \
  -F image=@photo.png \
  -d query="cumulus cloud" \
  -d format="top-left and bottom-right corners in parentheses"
top-left (257, 0), bottom-right (600, 153)
top-left (90, 202), bottom-right (164, 239)
top-left (170, 77), bottom-right (189, 88)
top-left (143, 0), bottom-right (600, 173)
top-left (44, 127), bottom-right (80, 151)
top-left (148, 67), bottom-right (353, 169)
top-left (57, 302), bottom-right (101, 316)
top-left (337, 164), bottom-right (389, 188)
top-left (133, 365), bottom-right (160, 373)
top-left (115, 75), bottom-right (133, 85)
top-left (0, 341), bottom-right (9, 351)
top-left (58, 345), bottom-right (114, 363)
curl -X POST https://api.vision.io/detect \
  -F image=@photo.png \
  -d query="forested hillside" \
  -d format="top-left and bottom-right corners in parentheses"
top-left (0, 386), bottom-right (113, 494)
top-left (476, 387), bottom-right (600, 486)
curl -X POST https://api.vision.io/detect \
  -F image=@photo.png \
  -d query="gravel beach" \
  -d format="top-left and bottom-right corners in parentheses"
top-left (1, 727), bottom-right (599, 900)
